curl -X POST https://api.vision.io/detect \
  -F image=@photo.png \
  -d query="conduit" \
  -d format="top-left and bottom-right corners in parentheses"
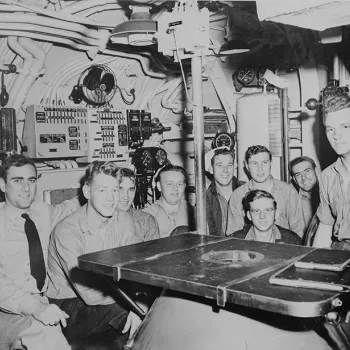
top-left (0, 31), bottom-right (91, 52)
top-left (104, 49), bottom-right (167, 79)
top-left (7, 36), bottom-right (33, 108)
top-left (3, 0), bottom-right (112, 29)
top-left (13, 38), bottom-right (46, 120)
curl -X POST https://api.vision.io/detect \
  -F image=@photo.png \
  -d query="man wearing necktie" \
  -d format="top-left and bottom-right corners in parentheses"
top-left (0, 154), bottom-right (79, 350)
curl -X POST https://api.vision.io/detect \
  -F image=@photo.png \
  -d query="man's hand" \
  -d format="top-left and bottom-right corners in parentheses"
top-left (122, 311), bottom-right (142, 339)
top-left (33, 303), bottom-right (69, 327)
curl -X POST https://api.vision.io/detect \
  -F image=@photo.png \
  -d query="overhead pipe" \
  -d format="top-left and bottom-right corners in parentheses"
top-left (7, 36), bottom-right (33, 108)
top-left (0, 24), bottom-right (104, 47)
top-left (4, 0), bottom-right (112, 29)
top-left (104, 49), bottom-right (167, 79)
top-left (12, 38), bottom-right (46, 120)
top-left (0, 31), bottom-right (92, 52)
top-left (62, 0), bottom-right (122, 14)
top-left (0, 14), bottom-right (105, 41)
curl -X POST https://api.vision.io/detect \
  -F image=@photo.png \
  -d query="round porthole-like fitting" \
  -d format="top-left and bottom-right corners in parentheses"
top-left (201, 250), bottom-right (264, 267)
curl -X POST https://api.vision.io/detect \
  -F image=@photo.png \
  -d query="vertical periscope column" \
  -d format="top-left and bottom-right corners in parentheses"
top-left (191, 50), bottom-right (206, 234)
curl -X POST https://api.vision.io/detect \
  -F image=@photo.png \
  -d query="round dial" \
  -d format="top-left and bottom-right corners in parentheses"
top-left (236, 68), bottom-right (255, 85)
top-left (155, 149), bottom-right (167, 166)
top-left (214, 133), bottom-right (234, 149)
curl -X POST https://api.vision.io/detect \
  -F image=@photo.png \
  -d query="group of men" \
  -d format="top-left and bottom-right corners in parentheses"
top-left (0, 157), bottom-right (192, 349)
top-left (1, 91), bottom-right (350, 349)
top-left (205, 144), bottom-right (319, 244)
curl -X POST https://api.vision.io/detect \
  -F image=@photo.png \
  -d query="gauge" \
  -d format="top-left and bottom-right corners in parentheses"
top-left (236, 68), bottom-right (255, 85)
top-left (155, 148), bottom-right (167, 166)
top-left (213, 132), bottom-right (235, 149)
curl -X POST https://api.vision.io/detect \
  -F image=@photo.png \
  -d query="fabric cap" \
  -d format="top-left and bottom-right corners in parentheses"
top-left (204, 146), bottom-right (230, 172)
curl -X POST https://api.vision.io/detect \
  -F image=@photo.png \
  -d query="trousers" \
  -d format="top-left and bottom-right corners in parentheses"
top-left (49, 297), bottom-right (128, 342)
top-left (0, 311), bottom-right (70, 350)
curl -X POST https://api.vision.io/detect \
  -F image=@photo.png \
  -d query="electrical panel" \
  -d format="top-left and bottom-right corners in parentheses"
top-left (127, 109), bottom-right (152, 148)
top-left (84, 108), bottom-right (129, 162)
top-left (0, 108), bottom-right (17, 153)
top-left (23, 105), bottom-right (88, 159)
top-left (23, 105), bottom-right (130, 163)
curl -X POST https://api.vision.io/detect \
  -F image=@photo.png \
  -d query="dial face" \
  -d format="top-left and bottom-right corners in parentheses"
top-left (155, 149), bottom-right (167, 166)
top-left (236, 68), bottom-right (255, 85)
top-left (215, 133), bottom-right (234, 149)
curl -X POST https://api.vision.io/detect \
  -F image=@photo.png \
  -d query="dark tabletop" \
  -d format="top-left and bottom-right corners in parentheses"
top-left (78, 234), bottom-right (350, 317)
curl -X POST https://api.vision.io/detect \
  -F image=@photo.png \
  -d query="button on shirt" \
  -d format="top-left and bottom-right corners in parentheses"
top-left (227, 177), bottom-right (305, 238)
top-left (317, 158), bottom-right (350, 240)
top-left (0, 199), bottom-right (79, 315)
top-left (47, 205), bottom-right (141, 305)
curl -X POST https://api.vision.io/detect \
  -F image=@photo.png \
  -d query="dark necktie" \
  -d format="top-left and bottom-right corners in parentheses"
top-left (21, 213), bottom-right (46, 291)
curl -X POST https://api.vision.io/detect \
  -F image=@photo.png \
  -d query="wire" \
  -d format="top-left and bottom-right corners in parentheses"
top-left (171, 29), bottom-right (203, 109)
top-left (117, 86), bottom-right (135, 105)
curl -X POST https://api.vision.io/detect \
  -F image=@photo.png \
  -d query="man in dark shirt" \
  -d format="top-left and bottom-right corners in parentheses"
top-left (205, 147), bottom-right (244, 236)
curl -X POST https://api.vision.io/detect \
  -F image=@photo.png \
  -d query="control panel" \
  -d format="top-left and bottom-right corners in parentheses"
top-left (85, 108), bottom-right (128, 162)
top-left (23, 105), bottom-right (130, 162)
top-left (23, 105), bottom-right (166, 164)
top-left (23, 105), bottom-right (88, 159)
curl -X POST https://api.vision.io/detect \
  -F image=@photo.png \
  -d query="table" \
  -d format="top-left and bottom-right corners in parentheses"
top-left (78, 234), bottom-right (349, 318)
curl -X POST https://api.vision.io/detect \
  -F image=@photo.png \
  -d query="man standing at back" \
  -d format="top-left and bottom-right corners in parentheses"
top-left (313, 93), bottom-right (350, 249)
top-left (289, 156), bottom-right (320, 245)
top-left (47, 161), bottom-right (142, 346)
top-left (206, 147), bottom-right (244, 236)
top-left (0, 154), bottom-right (78, 350)
top-left (117, 167), bottom-right (160, 241)
top-left (227, 145), bottom-right (305, 238)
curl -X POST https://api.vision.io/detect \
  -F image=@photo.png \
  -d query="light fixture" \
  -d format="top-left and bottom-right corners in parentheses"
top-left (218, 39), bottom-right (250, 55)
top-left (110, 5), bottom-right (157, 46)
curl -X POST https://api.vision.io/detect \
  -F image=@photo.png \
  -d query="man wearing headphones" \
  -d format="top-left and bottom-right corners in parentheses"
top-left (143, 164), bottom-right (195, 237)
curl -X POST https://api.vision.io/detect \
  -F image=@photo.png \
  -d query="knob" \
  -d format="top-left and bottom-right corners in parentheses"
top-left (305, 98), bottom-right (319, 110)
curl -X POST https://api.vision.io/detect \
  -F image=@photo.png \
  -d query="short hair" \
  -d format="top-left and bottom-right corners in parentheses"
top-left (211, 148), bottom-right (235, 167)
top-left (84, 161), bottom-right (120, 186)
top-left (0, 154), bottom-right (37, 182)
top-left (243, 189), bottom-right (277, 214)
top-left (322, 93), bottom-right (350, 121)
top-left (155, 164), bottom-right (187, 183)
top-left (119, 167), bottom-right (136, 183)
top-left (245, 145), bottom-right (272, 163)
top-left (289, 156), bottom-right (316, 175)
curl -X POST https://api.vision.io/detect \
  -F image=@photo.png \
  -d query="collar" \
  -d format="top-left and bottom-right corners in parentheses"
top-left (299, 189), bottom-right (312, 200)
top-left (157, 197), bottom-right (187, 215)
top-left (78, 205), bottom-right (99, 235)
top-left (248, 175), bottom-right (274, 191)
top-left (332, 157), bottom-right (350, 178)
top-left (3, 201), bottom-right (31, 223)
top-left (246, 224), bottom-right (281, 242)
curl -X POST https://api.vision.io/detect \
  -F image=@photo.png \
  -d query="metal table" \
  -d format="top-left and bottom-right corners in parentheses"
top-left (78, 234), bottom-right (350, 318)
